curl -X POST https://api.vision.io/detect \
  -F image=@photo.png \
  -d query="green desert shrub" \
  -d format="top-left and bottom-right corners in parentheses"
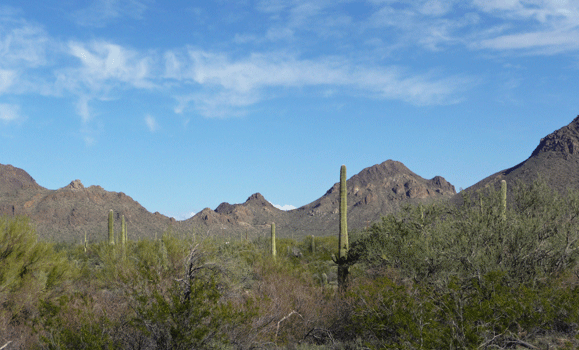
top-left (345, 179), bottom-right (579, 348)
top-left (0, 216), bottom-right (71, 324)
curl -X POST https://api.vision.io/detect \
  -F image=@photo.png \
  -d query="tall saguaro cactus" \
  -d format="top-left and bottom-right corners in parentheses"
top-left (108, 209), bottom-right (115, 245)
top-left (501, 180), bottom-right (507, 220)
top-left (333, 164), bottom-right (349, 291)
top-left (121, 215), bottom-right (126, 245)
top-left (271, 222), bottom-right (277, 260)
top-left (339, 165), bottom-right (348, 260)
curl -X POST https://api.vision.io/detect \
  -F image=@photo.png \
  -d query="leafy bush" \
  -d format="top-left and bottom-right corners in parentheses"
top-left (0, 216), bottom-right (72, 348)
top-left (345, 180), bottom-right (579, 348)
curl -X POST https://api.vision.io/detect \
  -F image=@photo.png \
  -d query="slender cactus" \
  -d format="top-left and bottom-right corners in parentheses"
top-left (108, 209), bottom-right (114, 245)
top-left (336, 164), bottom-right (349, 291)
top-left (339, 165), bottom-right (348, 259)
top-left (121, 215), bottom-right (126, 245)
top-left (311, 235), bottom-right (315, 253)
top-left (84, 232), bottom-right (87, 253)
top-left (501, 180), bottom-right (507, 220)
top-left (271, 222), bottom-right (277, 260)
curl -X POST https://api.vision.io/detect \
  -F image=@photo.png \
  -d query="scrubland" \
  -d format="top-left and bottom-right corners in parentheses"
top-left (1, 180), bottom-right (579, 349)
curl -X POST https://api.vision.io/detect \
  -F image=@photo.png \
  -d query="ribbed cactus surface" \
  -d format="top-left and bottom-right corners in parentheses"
top-left (108, 209), bottom-right (114, 245)
top-left (339, 165), bottom-right (348, 259)
top-left (271, 222), bottom-right (276, 260)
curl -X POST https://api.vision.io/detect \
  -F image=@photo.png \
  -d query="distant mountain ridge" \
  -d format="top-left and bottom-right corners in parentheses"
top-left (4, 115), bottom-right (579, 243)
top-left (182, 160), bottom-right (456, 238)
top-left (0, 160), bottom-right (456, 242)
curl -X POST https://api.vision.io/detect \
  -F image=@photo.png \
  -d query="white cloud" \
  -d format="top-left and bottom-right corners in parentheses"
top-left (0, 103), bottom-right (23, 123)
top-left (73, 0), bottom-right (150, 27)
top-left (145, 114), bottom-right (157, 132)
top-left (0, 18), bottom-right (49, 68)
top-left (477, 30), bottom-right (579, 52)
top-left (472, 0), bottom-right (579, 23)
top-left (167, 49), bottom-right (469, 116)
top-left (273, 204), bottom-right (297, 211)
top-left (67, 41), bottom-right (153, 91)
top-left (76, 96), bottom-right (92, 123)
top-left (0, 69), bottom-right (16, 93)
top-left (470, 0), bottom-right (579, 52)
top-left (419, 0), bottom-right (453, 16)
top-left (173, 211), bottom-right (196, 220)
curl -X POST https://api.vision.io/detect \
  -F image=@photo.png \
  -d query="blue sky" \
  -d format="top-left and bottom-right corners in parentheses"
top-left (1, 0), bottom-right (578, 220)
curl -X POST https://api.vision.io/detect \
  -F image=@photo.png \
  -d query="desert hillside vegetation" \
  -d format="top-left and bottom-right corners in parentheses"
top-left (1, 179), bottom-right (579, 349)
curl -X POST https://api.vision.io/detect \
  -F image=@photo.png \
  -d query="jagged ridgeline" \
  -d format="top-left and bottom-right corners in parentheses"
top-left (3, 115), bottom-right (579, 242)
top-left (0, 160), bottom-right (455, 242)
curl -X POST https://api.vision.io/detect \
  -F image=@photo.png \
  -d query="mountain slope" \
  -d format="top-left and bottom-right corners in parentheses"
top-left (459, 115), bottom-right (579, 198)
top-left (0, 167), bottom-right (175, 242)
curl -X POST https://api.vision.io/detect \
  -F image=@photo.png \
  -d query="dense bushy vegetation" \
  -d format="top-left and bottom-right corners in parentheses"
top-left (1, 180), bottom-right (579, 349)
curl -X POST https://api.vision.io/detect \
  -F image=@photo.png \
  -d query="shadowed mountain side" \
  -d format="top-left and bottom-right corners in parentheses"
top-left (455, 115), bottom-right (579, 203)
top-left (183, 160), bottom-right (456, 239)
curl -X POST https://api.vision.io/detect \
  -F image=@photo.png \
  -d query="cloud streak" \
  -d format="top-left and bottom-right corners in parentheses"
top-left (72, 0), bottom-right (150, 27)
top-left (145, 115), bottom-right (157, 132)
top-left (0, 103), bottom-right (24, 123)
top-left (166, 49), bottom-right (470, 117)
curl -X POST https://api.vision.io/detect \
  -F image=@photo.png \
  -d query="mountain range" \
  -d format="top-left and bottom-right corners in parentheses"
top-left (1, 116), bottom-right (578, 243)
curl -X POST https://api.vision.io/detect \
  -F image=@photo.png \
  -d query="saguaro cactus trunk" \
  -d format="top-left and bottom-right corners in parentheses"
top-left (121, 215), bottom-right (126, 246)
top-left (271, 222), bottom-right (276, 261)
top-left (108, 209), bottom-right (114, 245)
top-left (501, 180), bottom-right (507, 220)
top-left (337, 164), bottom-right (349, 291)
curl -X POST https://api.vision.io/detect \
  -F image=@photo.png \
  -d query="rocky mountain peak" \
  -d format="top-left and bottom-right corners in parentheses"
top-left (244, 193), bottom-right (274, 208)
top-left (64, 179), bottom-right (84, 191)
top-left (531, 116), bottom-right (579, 158)
top-left (215, 202), bottom-right (235, 214)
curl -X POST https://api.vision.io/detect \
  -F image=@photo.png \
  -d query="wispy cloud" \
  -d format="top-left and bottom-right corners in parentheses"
top-left (145, 114), bottom-right (157, 132)
top-left (0, 16), bottom-right (49, 68)
top-left (56, 41), bottom-right (156, 124)
top-left (0, 69), bottom-right (16, 93)
top-left (2, 0), bottom-right (576, 137)
top-left (66, 41), bottom-right (154, 91)
top-left (476, 30), bottom-right (579, 53)
top-left (166, 49), bottom-right (469, 117)
top-left (0, 103), bottom-right (24, 123)
top-left (174, 211), bottom-right (196, 220)
top-left (75, 96), bottom-right (92, 123)
top-left (471, 0), bottom-right (579, 53)
top-left (72, 0), bottom-right (150, 27)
